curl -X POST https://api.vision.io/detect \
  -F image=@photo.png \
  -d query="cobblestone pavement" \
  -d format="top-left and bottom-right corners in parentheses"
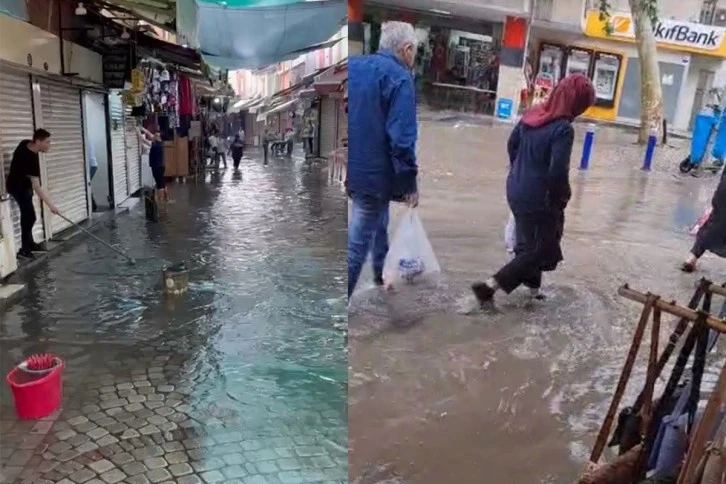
top-left (0, 151), bottom-right (346, 484)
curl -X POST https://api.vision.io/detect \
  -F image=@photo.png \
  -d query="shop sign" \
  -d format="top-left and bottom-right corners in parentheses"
top-left (103, 47), bottom-right (131, 88)
top-left (584, 10), bottom-right (726, 57)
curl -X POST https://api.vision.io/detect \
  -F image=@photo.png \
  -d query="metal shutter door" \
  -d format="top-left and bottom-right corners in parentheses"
top-left (0, 69), bottom-right (44, 247)
top-left (124, 107), bottom-right (140, 194)
top-left (336, 99), bottom-right (347, 149)
top-left (40, 80), bottom-right (87, 234)
top-left (108, 92), bottom-right (128, 205)
top-left (319, 97), bottom-right (336, 159)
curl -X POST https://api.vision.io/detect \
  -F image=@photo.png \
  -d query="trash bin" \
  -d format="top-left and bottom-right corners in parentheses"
top-left (163, 262), bottom-right (189, 295)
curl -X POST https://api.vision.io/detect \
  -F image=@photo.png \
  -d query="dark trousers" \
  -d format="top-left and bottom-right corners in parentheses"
top-left (10, 190), bottom-right (36, 251)
top-left (305, 137), bottom-right (314, 156)
top-left (90, 166), bottom-right (98, 211)
top-left (262, 142), bottom-right (269, 165)
top-left (493, 211), bottom-right (563, 294)
top-left (286, 140), bottom-right (293, 156)
top-left (692, 207), bottom-right (726, 258)
top-left (233, 155), bottom-right (242, 169)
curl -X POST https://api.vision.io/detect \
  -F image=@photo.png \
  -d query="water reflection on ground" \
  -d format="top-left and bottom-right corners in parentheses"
top-left (0, 150), bottom-right (347, 484)
top-left (348, 119), bottom-right (726, 484)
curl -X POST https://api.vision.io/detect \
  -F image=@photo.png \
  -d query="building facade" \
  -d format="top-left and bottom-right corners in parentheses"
top-left (361, 0), bottom-right (726, 131)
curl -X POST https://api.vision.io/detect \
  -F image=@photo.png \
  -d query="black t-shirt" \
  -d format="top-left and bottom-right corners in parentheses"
top-left (5, 140), bottom-right (40, 194)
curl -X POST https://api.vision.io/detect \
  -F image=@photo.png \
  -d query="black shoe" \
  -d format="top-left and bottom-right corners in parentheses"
top-left (681, 261), bottom-right (696, 273)
top-left (471, 282), bottom-right (495, 306)
top-left (29, 242), bottom-right (46, 252)
top-left (374, 276), bottom-right (385, 287)
top-left (17, 248), bottom-right (35, 260)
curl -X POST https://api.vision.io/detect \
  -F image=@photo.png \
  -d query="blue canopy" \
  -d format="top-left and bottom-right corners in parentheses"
top-left (177, 0), bottom-right (346, 70)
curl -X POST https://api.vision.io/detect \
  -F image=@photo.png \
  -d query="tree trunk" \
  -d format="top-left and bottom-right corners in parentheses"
top-left (629, 0), bottom-right (663, 144)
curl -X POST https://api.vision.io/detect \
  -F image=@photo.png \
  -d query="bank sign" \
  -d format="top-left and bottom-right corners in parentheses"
top-left (584, 10), bottom-right (726, 57)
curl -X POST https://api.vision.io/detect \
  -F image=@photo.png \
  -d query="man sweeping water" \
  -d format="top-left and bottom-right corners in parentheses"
top-left (5, 129), bottom-right (59, 260)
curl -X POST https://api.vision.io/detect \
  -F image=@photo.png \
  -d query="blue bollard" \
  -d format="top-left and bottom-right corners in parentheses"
top-left (642, 129), bottom-right (657, 171)
top-left (580, 124), bottom-right (595, 170)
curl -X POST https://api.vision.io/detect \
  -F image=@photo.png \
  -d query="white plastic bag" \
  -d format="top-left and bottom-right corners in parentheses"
top-left (504, 213), bottom-right (516, 254)
top-left (383, 209), bottom-right (441, 285)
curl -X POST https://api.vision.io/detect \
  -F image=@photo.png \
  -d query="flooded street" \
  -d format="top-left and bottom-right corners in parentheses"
top-left (0, 149), bottom-right (347, 484)
top-left (348, 117), bottom-right (726, 483)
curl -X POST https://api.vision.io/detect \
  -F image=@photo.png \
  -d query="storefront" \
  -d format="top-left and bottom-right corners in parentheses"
top-left (363, 6), bottom-right (503, 114)
top-left (125, 106), bottom-right (141, 195)
top-left (530, 11), bottom-right (726, 130)
top-left (39, 79), bottom-right (88, 234)
top-left (312, 60), bottom-right (348, 159)
top-left (109, 91), bottom-right (129, 206)
top-left (0, 67), bottom-right (46, 249)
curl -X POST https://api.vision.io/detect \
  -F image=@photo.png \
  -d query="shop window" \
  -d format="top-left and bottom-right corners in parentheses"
top-left (535, 42), bottom-right (622, 109)
top-left (566, 48), bottom-right (593, 78)
top-left (592, 52), bottom-right (622, 108)
top-left (538, 43), bottom-right (565, 85)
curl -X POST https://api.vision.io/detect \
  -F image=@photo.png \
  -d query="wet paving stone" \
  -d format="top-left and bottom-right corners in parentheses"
top-left (0, 163), bottom-right (346, 484)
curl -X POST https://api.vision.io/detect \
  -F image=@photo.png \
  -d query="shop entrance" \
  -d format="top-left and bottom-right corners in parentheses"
top-left (416, 24), bottom-right (501, 114)
top-left (82, 92), bottom-right (111, 213)
top-left (363, 8), bottom-right (503, 115)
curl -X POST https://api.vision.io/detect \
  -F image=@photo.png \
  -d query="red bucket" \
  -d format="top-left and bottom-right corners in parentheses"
top-left (6, 355), bottom-right (64, 419)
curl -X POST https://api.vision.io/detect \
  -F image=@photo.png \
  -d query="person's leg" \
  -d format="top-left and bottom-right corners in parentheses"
top-left (472, 213), bottom-right (543, 303)
top-left (370, 202), bottom-right (390, 285)
top-left (12, 192), bottom-right (36, 254)
top-left (683, 214), bottom-right (717, 272)
top-left (90, 166), bottom-right (98, 211)
top-left (348, 194), bottom-right (386, 298)
top-left (222, 152), bottom-right (227, 168)
top-left (263, 142), bottom-right (268, 165)
top-left (233, 156), bottom-right (241, 170)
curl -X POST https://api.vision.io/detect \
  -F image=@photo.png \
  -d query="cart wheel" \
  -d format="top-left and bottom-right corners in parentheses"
top-left (679, 158), bottom-right (694, 173)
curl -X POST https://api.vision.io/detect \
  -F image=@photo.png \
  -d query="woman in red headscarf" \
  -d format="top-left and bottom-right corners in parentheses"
top-left (472, 73), bottom-right (595, 306)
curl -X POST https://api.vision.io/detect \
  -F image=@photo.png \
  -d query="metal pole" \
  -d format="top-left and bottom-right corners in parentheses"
top-left (580, 123), bottom-right (595, 170)
top-left (57, 213), bottom-right (136, 264)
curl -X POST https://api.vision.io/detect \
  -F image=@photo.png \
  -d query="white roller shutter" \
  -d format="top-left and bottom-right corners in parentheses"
top-left (108, 92), bottom-right (128, 205)
top-left (319, 97), bottom-right (336, 159)
top-left (124, 107), bottom-right (140, 194)
top-left (336, 99), bottom-right (347, 149)
top-left (40, 80), bottom-right (87, 234)
top-left (0, 68), bottom-right (45, 247)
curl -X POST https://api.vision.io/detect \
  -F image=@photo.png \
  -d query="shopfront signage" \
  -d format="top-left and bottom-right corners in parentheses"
top-left (584, 10), bottom-right (726, 57)
top-left (103, 48), bottom-right (131, 88)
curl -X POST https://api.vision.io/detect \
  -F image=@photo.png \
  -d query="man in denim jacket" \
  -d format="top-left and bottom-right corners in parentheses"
top-left (347, 21), bottom-right (419, 298)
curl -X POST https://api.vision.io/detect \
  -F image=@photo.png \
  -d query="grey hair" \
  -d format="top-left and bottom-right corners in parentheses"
top-left (379, 21), bottom-right (416, 52)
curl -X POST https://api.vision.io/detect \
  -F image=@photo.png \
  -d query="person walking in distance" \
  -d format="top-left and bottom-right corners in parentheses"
top-left (88, 142), bottom-right (99, 212)
top-left (470, 74), bottom-right (595, 306)
top-left (347, 21), bottom-right (420, 298)
top-left (230, 134), bottom-right (245, 171)
top-left (5, 129), bottom-right (59, 259)
top-left (303, 118), bottom-right (315, 158)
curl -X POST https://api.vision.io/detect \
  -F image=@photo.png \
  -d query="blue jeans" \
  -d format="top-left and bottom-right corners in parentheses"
top-left (348, 193), bottom-right (390, 298)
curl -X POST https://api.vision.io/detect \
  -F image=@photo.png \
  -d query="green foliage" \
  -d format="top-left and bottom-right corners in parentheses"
top-left (598, 0), bottom-right (659, 36)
